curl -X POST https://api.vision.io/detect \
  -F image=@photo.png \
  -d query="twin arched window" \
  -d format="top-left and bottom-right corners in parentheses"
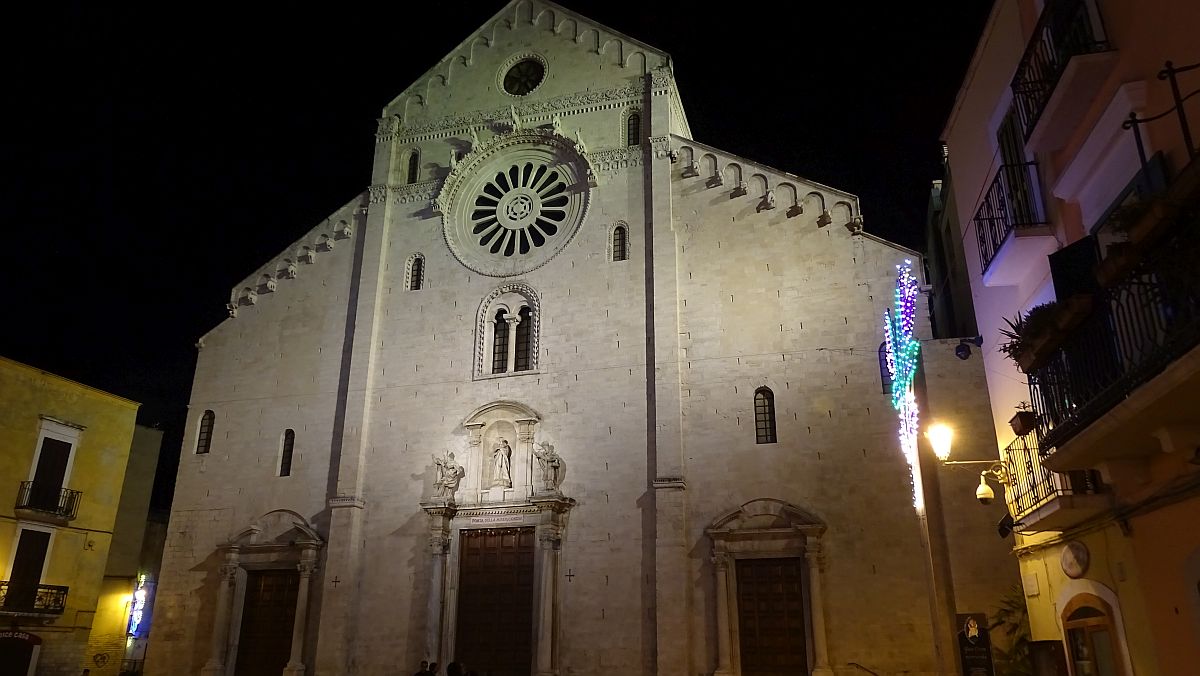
top-left (196, 410), bottom-right (215, 454)
top-left (754, 388), bottom-right (777, 444)
top-left (480, 285), bottom-right (540, 377)
top-left (280, 429), bottom-right (295, 477)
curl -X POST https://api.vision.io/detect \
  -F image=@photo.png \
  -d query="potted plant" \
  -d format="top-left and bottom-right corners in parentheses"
top-left (998, 302), bottom-right (1059, 373)
top-left (1009, 402), bottom-right (1038, 437)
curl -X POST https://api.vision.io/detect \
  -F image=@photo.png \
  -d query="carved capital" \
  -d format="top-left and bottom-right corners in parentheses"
top-left (711, 555), bottom-right (731, 573)
top-left (298, 560), bottom-right (319, 578)
top-left (219, 563), bottom-right (239, 583)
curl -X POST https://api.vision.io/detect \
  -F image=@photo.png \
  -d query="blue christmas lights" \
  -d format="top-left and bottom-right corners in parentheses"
top-left (883, 260), bottom-right (923, 509)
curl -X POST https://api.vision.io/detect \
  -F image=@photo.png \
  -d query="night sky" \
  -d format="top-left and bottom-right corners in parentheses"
top-left (5, 2), bottom-right (991, 507)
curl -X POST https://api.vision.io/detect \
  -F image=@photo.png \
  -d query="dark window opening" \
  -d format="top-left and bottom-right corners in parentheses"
top-left (407, 150), bottom-right (420, 184)
top-left (492, 310), bottom-right (510, 374)
top-left (613, 226), bottom-right (628, 262)
top-left (879, 342), bottom-right (893, 394)
top-left (515, 307), bottom-right (533, 372)
top-left (410, 256), bottom-right (424, 291)
top-left (196, 410), bottom-right (215, 454)
top-left (754, 388), bottom-right (777, 444)
top-left (627, 112), bottom-right (641, 146)
top-left (280, 429), bottom-right (295, 477)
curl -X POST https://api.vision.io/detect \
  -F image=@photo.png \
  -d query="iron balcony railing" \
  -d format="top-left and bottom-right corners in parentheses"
top-left (0, 581), bottom-right (69, 615)
top-left (975, 161), bottom-right (1049, 272)
top-left (15, 481), bottom-right (82, 520)
top-left (1029, 203), bottom-right (1200, 451)
top-left (1004, 432), bottom-right (1104, 521)
top-left (1011, 0), bottom-right (1111, 139)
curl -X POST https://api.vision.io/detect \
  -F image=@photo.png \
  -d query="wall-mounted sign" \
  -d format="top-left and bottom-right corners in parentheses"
top-left (468, 514), bottom-right (524, 525)
top-left (956, 613), bottom-right (996, 676)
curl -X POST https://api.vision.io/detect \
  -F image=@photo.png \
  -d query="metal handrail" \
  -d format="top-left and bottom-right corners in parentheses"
top-left (0, 581), bottom-right (69, 615)
top-left (1004, 432), bottom-right (1104, 521)
top-left (975, 161), bottom-right (1049, 272)
top-left (15, 481), bottom-right (82, 520)
top-left (1011, 0), bottom-right (1112, 139)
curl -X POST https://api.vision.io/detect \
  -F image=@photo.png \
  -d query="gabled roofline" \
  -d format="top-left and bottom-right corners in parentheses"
top-left (384, 0), bottom-right (674, 113)
top-left (673, 134), bottom-right (859, 202)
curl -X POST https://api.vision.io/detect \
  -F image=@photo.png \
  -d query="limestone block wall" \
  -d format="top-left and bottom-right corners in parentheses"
top-left (148, 196), bottom-right (364, 675)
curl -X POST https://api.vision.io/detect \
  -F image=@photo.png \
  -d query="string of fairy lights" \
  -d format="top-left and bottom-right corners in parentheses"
top-left (882, 259), bottom-right (924, 511)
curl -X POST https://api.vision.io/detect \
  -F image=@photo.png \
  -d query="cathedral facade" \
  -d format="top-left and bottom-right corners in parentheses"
top-left (147, 3), bottom-right (1017, 676)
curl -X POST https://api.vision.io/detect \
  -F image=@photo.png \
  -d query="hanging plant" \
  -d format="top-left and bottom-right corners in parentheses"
top-left (1009, 401), bottom-right (1038, 437)
top-left (997, 302), bottom-right (1059, 371)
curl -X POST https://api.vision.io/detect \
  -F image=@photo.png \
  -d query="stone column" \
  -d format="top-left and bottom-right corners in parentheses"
top-left (201, 548), bottom-right (240, 676)
top-left (805, 537), bottom-right (833, 676)
top-left (427, 533), bottom-right (450, 663)
top-left (712, 554), bottom-right (733, 676)
top-left (283, 549), bottom-right (319, 676)
top-left (505, 315), bottom-right (521, 373)
top-left (535, 526), bottom-right (561, 676)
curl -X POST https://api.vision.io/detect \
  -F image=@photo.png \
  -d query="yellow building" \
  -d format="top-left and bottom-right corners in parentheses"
top-left (932, 1), bottom-right (1200, 674)
top-left (0, 356), bottom-right (141, 676)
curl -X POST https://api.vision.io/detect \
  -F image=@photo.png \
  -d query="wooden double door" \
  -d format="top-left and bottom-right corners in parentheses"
top-left (736, 557), bottom-right (809, 676)
top-left (455, 527), bottom-right (536, 676)
top-left (234, 569), bottom-right (299, 676)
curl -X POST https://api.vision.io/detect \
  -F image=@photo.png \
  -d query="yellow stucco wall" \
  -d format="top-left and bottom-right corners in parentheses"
top-left (0, 356), bottom-right (139, 675)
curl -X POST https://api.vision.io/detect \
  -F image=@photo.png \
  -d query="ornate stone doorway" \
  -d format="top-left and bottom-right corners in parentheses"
top-left (455, 527), bottom-right (536, 676)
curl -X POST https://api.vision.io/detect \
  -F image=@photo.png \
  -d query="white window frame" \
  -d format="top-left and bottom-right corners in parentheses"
top-left (5, 522), bottom-right (57, 585)
top-left (25, 416), bottom-right (84, 487)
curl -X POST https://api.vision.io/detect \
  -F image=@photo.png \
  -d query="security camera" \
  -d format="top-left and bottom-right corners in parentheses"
top-left (976, 475), bottom-right (996, 506)
top-left (955, 343), bottom-right (972, 360)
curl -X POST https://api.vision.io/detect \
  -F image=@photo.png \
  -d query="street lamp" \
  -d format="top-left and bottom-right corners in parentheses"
top-left (924, 422), bottom-right (1011, 503)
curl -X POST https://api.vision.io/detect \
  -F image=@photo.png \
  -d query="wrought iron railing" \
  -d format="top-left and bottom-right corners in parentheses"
top-left (15, 481), bottom-right (82, 520)
top-left (1004, 432), bottom-right (1104, 521)
top-left (0, 581), bottom-right (69, 615)
top-left (975, 161), bottom-right (1049, 271)
top-left (1011, 0), bottom-right (1112, 139)
top-left (1125, 60), bottom-right (1200, 187)
top-left (1029, 203), bottom-right (1200, 450)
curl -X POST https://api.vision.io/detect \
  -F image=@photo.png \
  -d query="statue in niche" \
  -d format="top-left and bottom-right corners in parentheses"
top-left (532, 441), bottom-right (563, 492)
top-left (491, 439), bottom-right (513, 488)
top-left (433, 451), bottom-right (466, 500)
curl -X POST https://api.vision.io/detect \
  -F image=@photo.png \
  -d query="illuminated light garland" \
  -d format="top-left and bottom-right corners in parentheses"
top-left (883, 260), bottom-right (923, 510)
top-left (128, 573), bottom-right (148, 637)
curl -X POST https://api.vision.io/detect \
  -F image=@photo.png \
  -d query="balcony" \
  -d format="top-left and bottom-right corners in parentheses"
top-left (975, 161), bottom-right (1056, 285)
top-left (1012, 0), bottom-right (1115, 151)
top-left (1028, 175), bottom-right (1200, 468)
top-left (15, 481), bottom-right (82, 524)
top-left (1003, 433), bottom-right (1111, 531)
top-left (0, 582), bottom-right (69, 616)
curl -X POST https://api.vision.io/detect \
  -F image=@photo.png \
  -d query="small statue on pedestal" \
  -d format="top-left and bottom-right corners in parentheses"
top-left (532, 441), bottom-right (564, 493)
top-left (433, 451), bottom-right (466, 501)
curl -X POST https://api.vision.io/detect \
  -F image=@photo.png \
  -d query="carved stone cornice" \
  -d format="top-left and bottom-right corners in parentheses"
top-left (649, 135), bottom-right (671, 159)
top-left (328, 495), bottom-right (366, 510)
top-left (389, 81), bottom-right (650, 141)
top-left (587, 146), bottom-right (642, 172)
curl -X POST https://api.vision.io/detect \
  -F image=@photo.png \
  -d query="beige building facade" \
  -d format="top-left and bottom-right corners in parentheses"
top-left (939, 0), bottom-right (1200, 674)
top-left (148, 3), bottom-right (1019, 676)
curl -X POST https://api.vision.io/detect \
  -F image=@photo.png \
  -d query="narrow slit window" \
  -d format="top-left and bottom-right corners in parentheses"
top-left (492, 310), bottom-right (510, 374)
top-left (515, 306), bottom-right (533, 371)
top-left (627, 112), bottom-right (641, 147)
top-left (280, 429), bottom-right (295, 477)
top-left (409, 256), bottom-right (424, 291)
top-left (754, 388), bottom-right (777, 444)
top-left (613, 226), bottom-right (628, 262)
top-left (196, 410), bottom-right (215, 454)
top-left (879, 342), bottom-right (893, 394)
top-left (407, 149), bottom-right (420, 184)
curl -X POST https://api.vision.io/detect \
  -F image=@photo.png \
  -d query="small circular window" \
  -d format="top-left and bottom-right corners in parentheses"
top-left (503, 59), bottom-right (545, 96)
top-left (472, 163), bottom-right (568, 256)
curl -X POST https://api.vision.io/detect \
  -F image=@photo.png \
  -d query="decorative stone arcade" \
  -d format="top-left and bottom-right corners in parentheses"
top-left (421, 401), bottom-right (573, 676)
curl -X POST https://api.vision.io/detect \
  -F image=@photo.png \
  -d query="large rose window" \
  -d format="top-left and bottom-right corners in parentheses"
top-left (437, 130), bottom-right (590, 277)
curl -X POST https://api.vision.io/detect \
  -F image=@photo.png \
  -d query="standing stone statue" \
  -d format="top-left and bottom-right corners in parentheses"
top-left (491, 439), bottom-right (513, 488)
top-left (433, 451), bottom-right (465, 500)
top-left (532, 441), bottom-right (563, 492)
top-left (510, 105), bottom-right (523, 131)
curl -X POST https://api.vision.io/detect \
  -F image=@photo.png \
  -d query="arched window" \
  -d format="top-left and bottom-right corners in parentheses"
top-left (407, 149), bottom-right (420, 184)
top-left (515, 306), bottom-right (533, 371)
top-left (879, 342), bottom-right (893, 394)
top-left (754, 388), bottom-right (777, 444)
top-left (612, 225), bottom-right (628, 262)
top-left (196, 410), bottom-right (215, 454)
top-left (626, 112), bottom-right (641, 146)
top-left (492, 309), bottom-right (510, 374)
top-left (477, 283), bottom-right (541, 377)
top-left (408, 254), bottom-right (425, 291)
top-left (279, 429), bottom-right (295, 477)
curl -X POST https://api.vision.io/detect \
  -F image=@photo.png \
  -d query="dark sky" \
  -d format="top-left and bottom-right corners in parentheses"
top-left (5, 2), bottom-right (990, 506)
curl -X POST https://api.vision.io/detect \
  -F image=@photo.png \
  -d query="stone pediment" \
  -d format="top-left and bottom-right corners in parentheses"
top-left (707, 498), bottom-right (826, 538)
top-left (226, 509), bottom-right (324, 549)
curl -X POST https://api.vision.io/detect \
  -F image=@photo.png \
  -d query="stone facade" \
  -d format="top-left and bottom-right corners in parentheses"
top-left (147, 2), bottom-right (1018, 676)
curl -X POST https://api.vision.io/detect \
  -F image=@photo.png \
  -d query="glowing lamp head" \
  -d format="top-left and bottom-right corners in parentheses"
top-left (926, 423), bottom-right (954, 461)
